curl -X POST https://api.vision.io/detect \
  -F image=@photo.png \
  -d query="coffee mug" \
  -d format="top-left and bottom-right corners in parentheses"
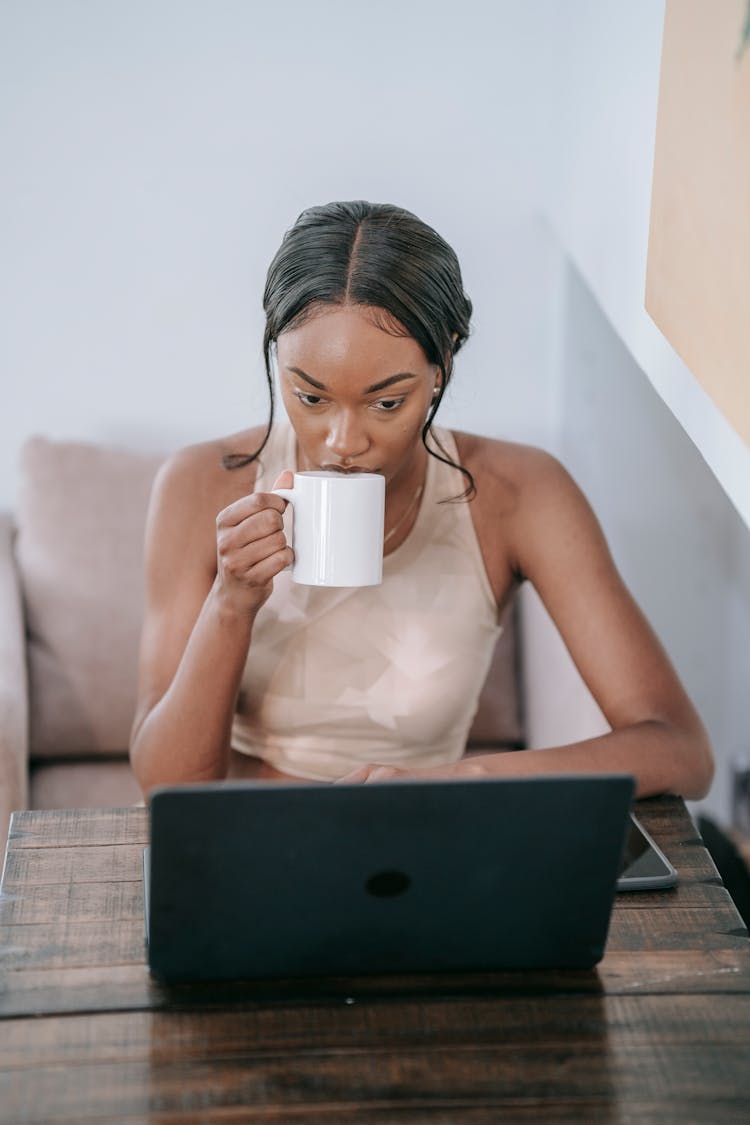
top-left (272, 471), bottom-right (385, 587)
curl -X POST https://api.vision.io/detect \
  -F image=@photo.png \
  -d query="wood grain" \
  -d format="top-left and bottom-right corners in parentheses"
top-left (1, 997), bottom-right (750, 1123)
top-left (1, 796), bottom-right (748, 1123)
top-left (8, 806), bottom-right (148, 848)
top-left (0, 904), bottom-right (746, 981)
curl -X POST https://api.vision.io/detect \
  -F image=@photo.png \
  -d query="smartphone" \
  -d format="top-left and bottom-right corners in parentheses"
top-left (617, 814), bottom-right (678, 891)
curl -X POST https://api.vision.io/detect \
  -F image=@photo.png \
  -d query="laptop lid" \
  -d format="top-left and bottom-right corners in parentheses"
top-left (144, 774), bottom-right (635, 983)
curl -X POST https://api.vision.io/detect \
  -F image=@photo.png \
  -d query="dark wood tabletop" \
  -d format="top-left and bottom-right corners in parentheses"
top-left (1, 796), bottom-right (749, 1123)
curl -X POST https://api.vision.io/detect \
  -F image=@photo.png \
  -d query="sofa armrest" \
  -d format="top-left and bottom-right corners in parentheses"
top-left (0, 512), bottom-right (29, 846)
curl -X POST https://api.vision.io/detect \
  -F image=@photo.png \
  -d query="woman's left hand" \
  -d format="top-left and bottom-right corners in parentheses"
top-left (336, 761), bottom-right (478, 783)
top-left (336, 763), bottom-right (411, 783)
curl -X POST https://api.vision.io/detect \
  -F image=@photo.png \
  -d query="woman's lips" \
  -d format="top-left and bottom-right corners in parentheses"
top-left (319, 464), bottom-right (380, 474)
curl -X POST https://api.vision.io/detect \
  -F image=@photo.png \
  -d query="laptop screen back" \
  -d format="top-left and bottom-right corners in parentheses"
top-left (145, 774), bottom-right (634, 982)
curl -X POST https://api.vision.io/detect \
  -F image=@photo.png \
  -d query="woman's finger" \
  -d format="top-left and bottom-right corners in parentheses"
top-left (336, 765), bottom-right (373, 784)
top-left (217, 489), bottom-right (287, 529)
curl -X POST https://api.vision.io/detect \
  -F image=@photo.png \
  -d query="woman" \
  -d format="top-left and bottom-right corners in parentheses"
top-left (129, 200), bottom-right (714, 800)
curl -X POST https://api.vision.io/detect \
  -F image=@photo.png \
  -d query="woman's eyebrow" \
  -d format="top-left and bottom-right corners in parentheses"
top-left (287, 366), bottom-right (327, 390)
top-left (286, 366), bottom-right (419, 394)
top-left (365, 372), bottom-right (419, 394)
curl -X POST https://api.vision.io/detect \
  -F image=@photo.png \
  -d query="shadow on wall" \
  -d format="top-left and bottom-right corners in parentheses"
top-left (519, 256), bottom-right (750, 828)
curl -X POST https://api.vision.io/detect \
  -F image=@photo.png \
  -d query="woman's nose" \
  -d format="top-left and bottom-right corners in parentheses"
top-left (325, 410), bottom-right (369, 463)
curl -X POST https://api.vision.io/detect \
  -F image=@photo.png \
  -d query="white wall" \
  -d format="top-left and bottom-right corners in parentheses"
top-left (521, 252), bottom-right (750, 825)
top-left (0, 0), bottom-right (561, 510)
top-left (525, 0), bottom-right (750, 822)
top-left (555, 261), bottom-right (750, 825)
top-left (7, 1), bottom-right (745, 523)
top-left (535, 0), bottom-right (750, 531)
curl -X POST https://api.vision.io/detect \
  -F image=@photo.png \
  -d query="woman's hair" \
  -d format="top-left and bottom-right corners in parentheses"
top-left (225, 200), bottom-right (475, 497)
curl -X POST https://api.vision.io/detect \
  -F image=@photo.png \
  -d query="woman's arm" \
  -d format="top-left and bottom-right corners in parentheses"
top-left (504, 450), bottom-right (714, 798)
top-left (129, 444), bottom-right (293, 796)
top-left (346, 449), bottom-right (714, 799)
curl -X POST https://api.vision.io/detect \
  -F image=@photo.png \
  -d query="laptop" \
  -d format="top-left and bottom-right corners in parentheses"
top-left (143, 774), bottom-right (639, 983)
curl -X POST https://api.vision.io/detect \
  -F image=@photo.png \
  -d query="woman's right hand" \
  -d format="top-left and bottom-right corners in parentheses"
top-left (214, 470), bottom-right (294, 617)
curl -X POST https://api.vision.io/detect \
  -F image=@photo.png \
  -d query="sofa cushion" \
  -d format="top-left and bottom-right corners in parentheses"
top-left (29, 758), bottom-right (144, 810)
top-left (467, 599), bottom-right (524, 749)
top-left (17, 436), bottom-right (164, 758)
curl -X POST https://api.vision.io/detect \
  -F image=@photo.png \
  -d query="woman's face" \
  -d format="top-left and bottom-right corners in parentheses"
top-left (276, 304), bottom-right (439, 490)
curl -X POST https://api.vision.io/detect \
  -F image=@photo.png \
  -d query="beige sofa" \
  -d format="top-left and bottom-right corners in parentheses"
top-left (0, 435), bottom-right (525, 846)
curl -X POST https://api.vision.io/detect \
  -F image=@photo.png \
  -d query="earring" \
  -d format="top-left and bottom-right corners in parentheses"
top-left (432, 385), bottom-right (440, 397)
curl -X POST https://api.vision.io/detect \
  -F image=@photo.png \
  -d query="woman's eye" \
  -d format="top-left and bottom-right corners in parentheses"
top-left (374, 398), bottom-right (405, 412)
top-left (294, 391), bottom-right (324, 407)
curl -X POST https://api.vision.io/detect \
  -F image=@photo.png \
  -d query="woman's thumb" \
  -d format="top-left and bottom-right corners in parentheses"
top-left (272, 469), bottom-right (294, 490)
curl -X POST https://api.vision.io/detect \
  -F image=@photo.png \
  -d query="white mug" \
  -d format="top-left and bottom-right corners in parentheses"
top-left (272, 471), bottom-right (385, 587)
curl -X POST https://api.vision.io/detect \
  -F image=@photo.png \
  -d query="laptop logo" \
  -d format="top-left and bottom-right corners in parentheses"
top-left (365, 870), bottom-right (411, 897)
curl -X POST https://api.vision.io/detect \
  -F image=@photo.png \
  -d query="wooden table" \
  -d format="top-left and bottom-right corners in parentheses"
top-left (1, 797), bottom-right (749, 1123)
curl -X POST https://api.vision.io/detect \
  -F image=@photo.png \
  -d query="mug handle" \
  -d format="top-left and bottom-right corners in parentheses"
top-left (271, 488), bottom-right (295, 571)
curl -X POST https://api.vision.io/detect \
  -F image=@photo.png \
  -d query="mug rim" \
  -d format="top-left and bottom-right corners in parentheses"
top-left (294, 470), bottom-right (384, 482)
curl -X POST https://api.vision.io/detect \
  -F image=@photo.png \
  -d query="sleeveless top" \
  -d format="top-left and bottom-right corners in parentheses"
top-left (231, 423), bottom-right (502, 780)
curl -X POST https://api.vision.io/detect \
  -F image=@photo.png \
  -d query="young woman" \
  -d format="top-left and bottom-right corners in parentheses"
top-left (129, 200), bottom-right (714, 800)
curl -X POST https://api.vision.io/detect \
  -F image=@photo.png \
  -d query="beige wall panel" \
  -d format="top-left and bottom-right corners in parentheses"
top-left (646, 0), bottom-right (750, 446)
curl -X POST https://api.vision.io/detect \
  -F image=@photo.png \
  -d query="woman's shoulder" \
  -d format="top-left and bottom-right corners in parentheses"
top-left (452, 429), bottom-right (569, 503)
top-left (154, 425), bottom-right (268, 512)
top-left (453, 429), bottom-right (607, 579)
top-left (144, 426), bottom-right (270, 576)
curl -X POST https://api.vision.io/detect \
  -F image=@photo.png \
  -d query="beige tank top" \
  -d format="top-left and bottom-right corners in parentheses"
top-left (231, 423), bottom-right (502, 779)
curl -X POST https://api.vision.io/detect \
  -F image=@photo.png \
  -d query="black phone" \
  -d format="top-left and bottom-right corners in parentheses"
top-left (617, 814), bottom-right (678, 891)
